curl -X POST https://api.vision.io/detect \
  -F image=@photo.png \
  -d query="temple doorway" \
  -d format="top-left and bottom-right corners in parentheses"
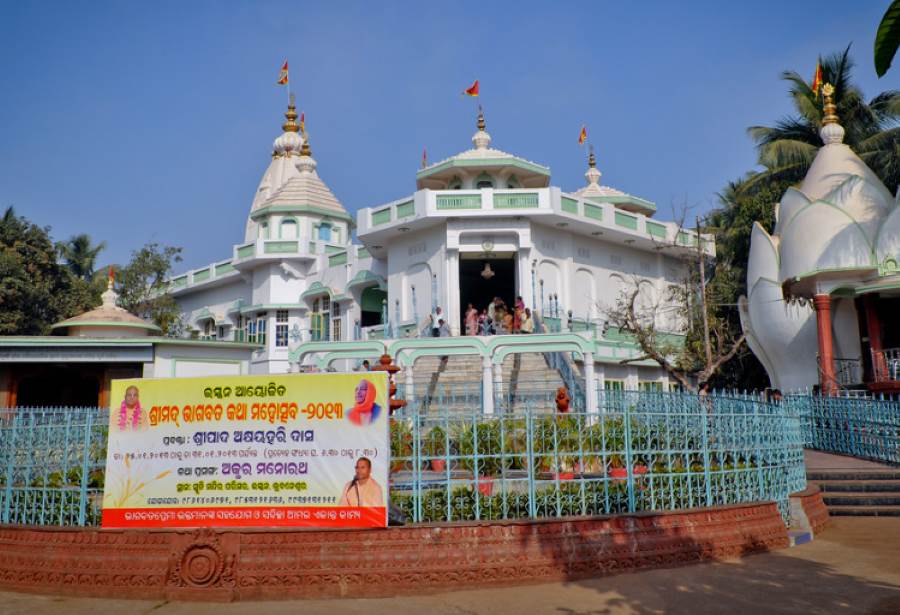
top-left (459, 252), bottom-right (516, 330)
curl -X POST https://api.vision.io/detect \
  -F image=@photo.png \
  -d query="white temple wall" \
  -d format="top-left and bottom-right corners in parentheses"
top-left (386, 225), bottom-right (446, 326)
top-left (174, 279), bottom-right (250, 331)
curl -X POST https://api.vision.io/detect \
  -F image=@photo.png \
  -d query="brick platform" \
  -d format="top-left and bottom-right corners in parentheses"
top-left (0, 502), bottom-right (789, 602)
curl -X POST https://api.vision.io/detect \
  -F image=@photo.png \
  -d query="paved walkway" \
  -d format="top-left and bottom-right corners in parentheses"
top-left (805, 449), bottom-right (895, 471)
top-left (0, 517), bottom-right (897, 615)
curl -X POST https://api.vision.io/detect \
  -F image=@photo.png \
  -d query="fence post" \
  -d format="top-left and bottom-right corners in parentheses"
top-left (700, 400), bottom-right (713, 508)
top-left (78, 410), bottom-right (94, 527)
top-left (412, 411), bottom-right (421, 524)
top-left (526, 411), bottom-right (537, 518)
top-left (624, 402), bottom-right (635, 513)
top-left (2, 414), bottom-right (18, 524)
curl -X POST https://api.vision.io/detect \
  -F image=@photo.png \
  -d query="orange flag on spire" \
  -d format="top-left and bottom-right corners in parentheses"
top-left (277, 60), bottom-right (289, 85)
top-left (578, 125), bottom-right (587, 145)
top-left (463, 79), bottom-right (479, 97)
top-left (299, 111), bottom-right (305, 133)
top-left (422, 147), bottom-right (427, 168)
top-left (811, 60), bottom-right (822, 96)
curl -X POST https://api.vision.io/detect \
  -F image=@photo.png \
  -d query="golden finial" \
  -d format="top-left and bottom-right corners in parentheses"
top-left (300, 132), bottom-right (311, 157)
top-left (588, 144), bottom-right (596, 168)
top-left (821, 83), bottom-right (839, 126)
top-left (477, 105), bottom-right (485, 131)
top-left (282, 93), bottom-right (299, 133)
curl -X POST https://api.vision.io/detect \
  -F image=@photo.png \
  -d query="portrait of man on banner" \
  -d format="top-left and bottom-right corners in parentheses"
top-left (347, 379), bottom-right (381, 426)
top-left (339, 457), bottom-right (383, 507)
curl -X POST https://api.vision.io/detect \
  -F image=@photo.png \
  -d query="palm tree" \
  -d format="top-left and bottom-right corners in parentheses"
top-left (745, 46), bottom-right (900, 195)
top-left (56, 234), bottom-right (106, 281)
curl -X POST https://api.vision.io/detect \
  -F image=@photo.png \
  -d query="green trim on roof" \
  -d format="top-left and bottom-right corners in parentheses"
top-left (614, 211), bottom-right (638, 231)
top-left (646, 221), bottom-right (667, 239)
top-left (249, 204), bottom-right (352, 223)
top-left (372, 208), bottom-right (392, 226)
top-left (264, 240), bottom-right (299, 254)
top-left (494, 193), bottom-right (539, 209)
top-left (561, 197), bottom-right (579, 214)
top-left (417, 156), bottom-right (550, 180)
top-left (328, 252), bottom-right (348, 267)
top-left (193, 268), bottom-right (210, 283)
top-left (585, 194), bottom-right (656, 212)
top-left (236, 244), bottom-right (255, 259)
top-left (583, 203), bottom-right (603, 221)
top-left (436, 194), bottom-right (481, 210)
top-left (215, 262), bottom-right (235, 276)
top-left (50, 320), bottom-right (161, 332)
top-left (396, 200), bottom-right (415, 218)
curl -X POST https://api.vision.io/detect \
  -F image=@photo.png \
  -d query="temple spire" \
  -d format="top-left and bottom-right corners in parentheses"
top-left (819, 83), bottom-right (845, 145)
top-left (585, 144), bottom-right (601, 187)
top-left (472, 105), bottom-right (491, 150)
top-left (282, 93), bottom-right (299, 133)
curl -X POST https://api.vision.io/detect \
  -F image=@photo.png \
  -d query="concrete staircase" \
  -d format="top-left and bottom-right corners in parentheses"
top-left (407, 352), bottom-right (568, 413)
top-left (807, 469), bottom-right (900, 516)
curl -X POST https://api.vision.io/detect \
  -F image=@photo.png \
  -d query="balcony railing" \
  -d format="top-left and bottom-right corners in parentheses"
top-left (872, 348), bottom-right (900, 383)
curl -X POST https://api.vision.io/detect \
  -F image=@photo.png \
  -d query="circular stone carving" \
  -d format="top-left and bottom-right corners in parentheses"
top-left (181, 546), bottom-right (222, 587)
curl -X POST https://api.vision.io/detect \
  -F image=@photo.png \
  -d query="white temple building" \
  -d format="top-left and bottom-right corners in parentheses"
top-left (741, 84), bottom-right (900, 395)
top-left (168, 98), bottom-right (712, 405)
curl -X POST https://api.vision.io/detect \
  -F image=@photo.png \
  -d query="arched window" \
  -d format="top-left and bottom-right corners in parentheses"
top-left (259, 221), bottom-right (269, 239)
top-left (475, 172), bottom-right (494, 189)
top-left (280, 219), bottom-right (298, 239)
top-left (318, 222), bottom-right (332, 242)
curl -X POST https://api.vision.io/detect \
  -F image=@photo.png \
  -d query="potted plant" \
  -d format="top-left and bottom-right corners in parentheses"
top-left (389, 418), bottom-right (413, 473)
top-left (423, 425), bottom-right (448, 472)
top-left (458, 420), bottom-right (506, 496)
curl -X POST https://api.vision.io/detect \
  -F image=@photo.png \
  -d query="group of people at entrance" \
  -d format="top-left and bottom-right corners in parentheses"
top-left (465, 296), bottom-right (534, 336)
top-left (423, 296), bottom-right (535, 337)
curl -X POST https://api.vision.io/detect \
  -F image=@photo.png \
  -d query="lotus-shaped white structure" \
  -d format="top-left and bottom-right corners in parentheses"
top-left (740, 86), bottom-right (900, 393)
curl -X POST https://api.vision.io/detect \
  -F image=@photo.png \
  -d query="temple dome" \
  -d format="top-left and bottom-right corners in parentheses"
top-left (741, 83), bottom-right (898, 390)
top-left (416, 110), bottom-right (551, 190)
top-left (51, 280), bottom-right (160, 338)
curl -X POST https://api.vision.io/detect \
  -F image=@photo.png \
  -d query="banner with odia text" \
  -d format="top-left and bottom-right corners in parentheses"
top-left (101, 372), bottom-right (389, 528)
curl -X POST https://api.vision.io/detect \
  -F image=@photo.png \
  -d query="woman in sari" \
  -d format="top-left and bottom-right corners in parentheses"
top-left (465, 303), bottom-right (478, 336)
top-left (513, 296), bottom-right (525, 333)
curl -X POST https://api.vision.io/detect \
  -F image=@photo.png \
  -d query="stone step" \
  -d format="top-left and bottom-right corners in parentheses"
top-left (814, 479), bottom-right (900, 493)
top-left (825, 505), bottom-right (900, 516)
top-left (807, 470), bottom-right (900, 481)
top-left (822, 492), bottom-right (900, 506)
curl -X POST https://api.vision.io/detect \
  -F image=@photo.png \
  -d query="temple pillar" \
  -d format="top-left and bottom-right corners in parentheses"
top-left (446, 248), bottom-right (460, 336)
top-left (493, 362), bottom-right (504, 412)
top-left (863, 294), bottom-right (886, 381)
top-left (814, 293), bottom-right (837, 395)
top-left (481, 356), bottom-right (494, 415)
top-left (583, 352), bottom-right (597, 415)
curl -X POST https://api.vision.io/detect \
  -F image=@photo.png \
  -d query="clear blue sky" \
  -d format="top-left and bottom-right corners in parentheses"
top-left (0, 1), bottom-right (892, 271)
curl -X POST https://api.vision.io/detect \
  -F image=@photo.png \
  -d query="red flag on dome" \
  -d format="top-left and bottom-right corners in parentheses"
top-left (578, 125), bottom-right (587, 145)
top-left (299, 111), bottom-right (305, 133)
top-left (811, 60), bottom-right (822, 96)
top-left (463, 80), bottom-right (479, 97)
top-left (277, 60), bottom-right (289, 85)
top-left (422, 147), bottom-right (427, 168)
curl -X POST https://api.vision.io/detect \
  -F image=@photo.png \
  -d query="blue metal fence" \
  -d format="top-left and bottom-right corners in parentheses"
top-left (0, 407), bottom-right (107, 527)
top-left (391, 391), bottom-right (805, 524)
top-left (790, 394), bottom-right (900, 465)
top-left (0, 392), bottom-right (812, 528)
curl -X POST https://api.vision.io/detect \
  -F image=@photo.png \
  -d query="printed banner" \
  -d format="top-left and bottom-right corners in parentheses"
top-left (102, 372), bottom-right (389, 529)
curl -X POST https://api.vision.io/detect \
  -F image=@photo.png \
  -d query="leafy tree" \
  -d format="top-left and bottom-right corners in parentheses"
top-left (115, 243), bottom-right (183, 335)
top-left (604, 218), bottom-right (745, 392)
top-left (0, 207), bottom-right (98, 334)
top-left (56, 233), bottom-right (106, 281)
top-left (747, 45), bottom-right (900, 196)
top-left (875, 0), bottom-right (900, 77)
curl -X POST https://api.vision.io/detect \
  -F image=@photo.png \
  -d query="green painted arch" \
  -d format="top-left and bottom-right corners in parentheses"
top-left (492, 342), bottom-right (585, 365)
top-left (485, 332), bottom-right (592, 355)
top-left (316, 350), bottom-right (386, 370)
top-left (301, 281), bottom-right (337, 302)
top-left (400, 347), bottom-right (486, 367)
top-left (347, 270), bottom-right (387, 291)
top-left (292, 340), bottom-right (386, 364)
top-left (278, 216), bottom-right (301, 239)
